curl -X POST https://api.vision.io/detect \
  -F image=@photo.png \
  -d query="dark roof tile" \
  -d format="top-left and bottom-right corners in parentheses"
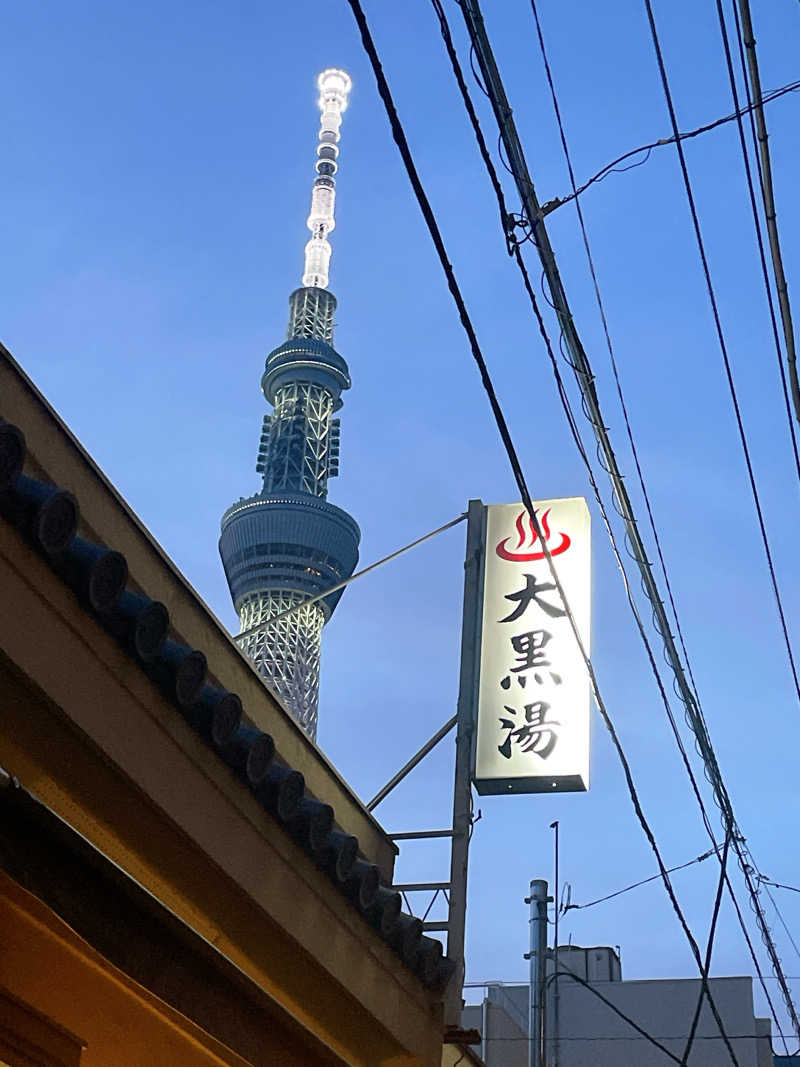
top-left (0, 417), bottom-right (452, 991)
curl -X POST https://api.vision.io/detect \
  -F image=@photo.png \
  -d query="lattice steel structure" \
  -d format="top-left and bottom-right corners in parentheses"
top-left (219, 70), bottom-right (359, 740)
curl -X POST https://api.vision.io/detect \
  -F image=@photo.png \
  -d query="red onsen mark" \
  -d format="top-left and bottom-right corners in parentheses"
top-left (496, 507), bottom-right (571, 561)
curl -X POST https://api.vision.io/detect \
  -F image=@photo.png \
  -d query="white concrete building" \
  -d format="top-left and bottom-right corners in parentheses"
top-left (463, 946), bottom-right (773, 1066)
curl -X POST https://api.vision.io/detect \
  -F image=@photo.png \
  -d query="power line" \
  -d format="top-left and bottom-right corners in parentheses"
top-left (454, 0), bottom-right (734, 839)
top-left (543, 970), bottom-right (683, 1064)
top-left (731, 0), bottom-right (800, 427)
top-left (447, 0), bottom-right (780, 1055)
top-left (537, 0), bottom-right (796, 1044)
top-left (704, 11), bottom-right (800, 998)
top-left (524, 0), bottom-right (705, 710)
top-left (518, 7), bottom-right (790, 1049)
top-left (641, 0), bottom-right (800, 1039)
top-left (724, 864), bottom-right (791, 1055)
top-left (439, 0), bottom-right (793, 1049)
top-left (641, 0), bottom-right (800, 706)
top-left (763, 879), bottom-right (800, 897)
top-left (457, 1032), bottom-right (794, 1044)
top-left (539, 77), bottom-right (800, 219)
top-left (449, 0), bottom-right (721, 881)
top-left (710, 1), bottom-right (800, 486)
top-left (762, 882), bottom-right (800, 964)
top-left (467, 975), bottom-right (800, 984)
top-left (526, 0), bottom-right (785, 1038)
top-left (762, 883), bottom-right (800, 984)
top-left (348, 1), bottom-right (740, 1060)
top-left (564, 847), bottom-right (720, 912)
top-left (442, 21), bottom-right (765, 1045)
top-left (683, 830), bottom-right (732, 1063)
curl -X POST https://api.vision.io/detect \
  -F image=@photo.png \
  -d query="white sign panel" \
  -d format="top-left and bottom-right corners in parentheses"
top-left (472, 498), bottom-right (591, 795)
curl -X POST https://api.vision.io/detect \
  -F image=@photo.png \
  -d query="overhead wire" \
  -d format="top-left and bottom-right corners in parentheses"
top-left (539, 77), bottom-right (800, 219)
top-left (683, 830), bottom-right (732, 1063)
top-left (725, 870), bottom-right (793, 1054)
top-left (440, 0), bottom-right (795, 1049)
top-left (522, 6), bottom-right (793, 1045)
top-left (542, 970), bottom-right (684, 1064)
top-left (564, 846), bottom-right (720, 912)
top-left (445, 1029), bottom-right (799, 1044)
top-left (641, 0), bottom-right (800, 706)
top-left (525, 0), bottom-right (706, 713)
top-left (763, 882), bottom-right (800, 964)
top-left (449, 0), bottom-right (790, 1052)
top-left (709, 0), bottom-right (800, 1006)
top-left (349, 0), bottom-right (740, 1058)
top-left (641, 0), bottom-right (800, 1037)
top-left (710, 0), bottom-right (800, 485)
top-left (460, 0), bottom-right (776, 1051)
top-left (454, 0), bottom-right (738, 850)
top-left (730, 0), bottom-right (800, 427)
top-left (763, 879), bottom-right (800, 897)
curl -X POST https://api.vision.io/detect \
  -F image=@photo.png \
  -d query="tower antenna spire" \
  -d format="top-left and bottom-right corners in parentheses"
top-left (303, 68), bottom-right (352, 289)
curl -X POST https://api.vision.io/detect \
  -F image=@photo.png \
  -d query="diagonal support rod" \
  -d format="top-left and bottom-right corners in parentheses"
top-left (367, 714), bottom-right (457, 811)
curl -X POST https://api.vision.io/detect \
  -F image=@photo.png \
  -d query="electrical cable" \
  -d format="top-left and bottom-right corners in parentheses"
top-left (641, 0), bottom-right (800, 706)
top-left (446, 0), bottom-right (783, 1054)
top-left (453, 1031), bottom-right (797, 1044)
top-left (521, 9), bottom-right (791, 1048)
top-left (453, 0), bottom-right (737, 853)
top-left (232, 512), bottom-right (466, 644)
top-left (349, 2), bottom-right (740, 1058)
top-left (724, 865), bottom-right (791, 1055)
top-left (731, 0), bottom-right (800, 427)
top-left (542, 969), bottom-right (684, 1064)
top-left (762, 879), bottom-right (800, 896)
top-left (540, 77), bottom-right (800, 218)
top-left (440, 0), bottom-right (794, 1049)
top-left (761, 881), bottom-right (800, 964)
top-left (641, 0), bottom-right (800, 1038)
top-left (707, 5), bottom-right (800, 995)
top-left (711, 0), bottom-right (800, 485)
top-left (526, 0), bottom-right (704, 710)
top-left (683, 830), bottom-right (732, 1063)
top-left (465, 976), bottom-right (800, 984)
top-left (564, 847), bottom-right (719, 912)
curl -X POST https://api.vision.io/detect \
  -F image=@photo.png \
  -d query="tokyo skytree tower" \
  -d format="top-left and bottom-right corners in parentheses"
top-left (219, 69), bottom-right (360, 740)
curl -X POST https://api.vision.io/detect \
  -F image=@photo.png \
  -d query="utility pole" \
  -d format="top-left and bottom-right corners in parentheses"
top-left (525, 878), bottom-right (549, 1067)
top-left (445, 499), bottom-right (485, 1025)
top-left (550, 822), bottom-right (560, 1067)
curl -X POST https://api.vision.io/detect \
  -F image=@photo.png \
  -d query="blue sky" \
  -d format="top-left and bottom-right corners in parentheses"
top-left (2, 0), bottom-right (800, 1045)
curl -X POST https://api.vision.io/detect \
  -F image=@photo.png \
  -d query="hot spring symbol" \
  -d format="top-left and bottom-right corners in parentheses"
top-left (495, 507), bottom-right (571, 562)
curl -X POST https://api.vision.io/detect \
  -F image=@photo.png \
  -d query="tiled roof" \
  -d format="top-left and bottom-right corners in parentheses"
top-left (0, 416), bottom-right (454, 993)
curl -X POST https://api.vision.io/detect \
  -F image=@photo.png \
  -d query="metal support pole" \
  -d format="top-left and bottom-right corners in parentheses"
top-left (390, 829), bottom-right (454, 841)
top-left (551, 822), bottom-right (560, 1067)
top-left (444, 499), bottom-right (485, 1026)
top-left (527, 878), bottom-right (549, 1067)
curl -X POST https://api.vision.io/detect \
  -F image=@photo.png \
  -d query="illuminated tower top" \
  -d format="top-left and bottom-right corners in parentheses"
top-left (302, 68), bottom-right (352, 290)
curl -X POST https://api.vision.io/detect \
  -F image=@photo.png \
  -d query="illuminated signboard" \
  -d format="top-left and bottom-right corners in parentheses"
top-left (472, 498), bottom-right (591, 795)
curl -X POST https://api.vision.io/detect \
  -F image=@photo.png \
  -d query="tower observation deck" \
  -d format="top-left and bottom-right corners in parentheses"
top-left (219, 69), bottom-right (359, 740)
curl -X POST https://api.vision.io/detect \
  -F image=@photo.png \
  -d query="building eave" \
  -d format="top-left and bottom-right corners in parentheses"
top-left (0, 342), bottom-right (396, 876)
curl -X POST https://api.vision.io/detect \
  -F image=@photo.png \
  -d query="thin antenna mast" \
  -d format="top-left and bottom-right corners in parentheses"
top-left (303, 68), bottom-right (352, 289)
